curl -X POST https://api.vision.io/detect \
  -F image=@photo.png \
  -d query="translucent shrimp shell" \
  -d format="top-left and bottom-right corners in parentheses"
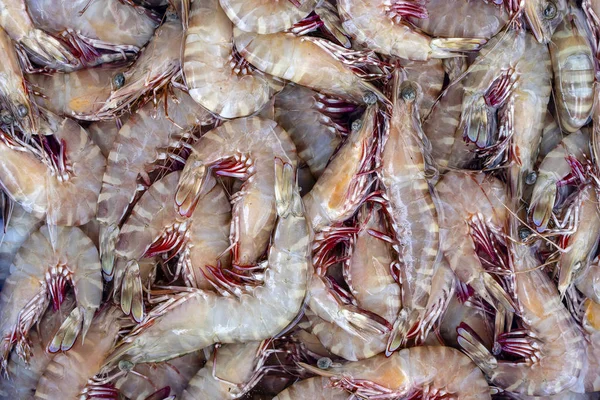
top-left (219, 0), bottom-right (318, 33)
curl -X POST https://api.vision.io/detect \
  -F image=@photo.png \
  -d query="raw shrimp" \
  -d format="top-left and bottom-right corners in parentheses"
top-left (95, 13), bottom-right (184, 120)
top-left (378, 71), bottom-right (440, 347)
top-left (0, 112), bottom-right (106, 226)
top-left (409, 0), bottom-right (511, 40)
top-left (0, 225), bottom-right (102, 371)
top-left (529, 129), bottom-right (590, 232)
top-left (0, 203), bottom-right (43, 288)
top-left (525, 0), bottom-right (568, 43)
top-left (0, 0), bottom-right (74, 67)
top-left (459, 244), bottom-right (585, 396)
top-left (115, 351), bottom-right (206, 400)
top-left (219, 0), bottom-right (318, 33)
top-left (102, 160), bottom-right (309, 365)
top-left (273, 377), bottom-right (348, 400)
top-left (0, 296), bottom-right (75, 399)
top-left (34, 306), bottom-right (124, 399)
top-left (336, 0), bottom-right (485, 61)
top-left (182, 341), bottom-right (267, 399)
top-left (27, 65), bottom-right (125, 119)
top-left (402, 58), bottom-right (444, 118)
top-left (308, 204), bottom-right (400, 361)
top-left (301, 346), bottom-right (491, 399)
top-left (87, 114), bottom-right (130, 158)
top-left (97, 88), bottom-right (213, 276)
top-left (550, 5), bottom-right (595, 133)
top-left (0, 26), bottom-right (37, 134)
top-left (27, 0), bottom-right (158, 66)
top-left (557, 184), bottom-right (600, 295)
top-left (183, 0), bottom-right (282, 119)
top-left (234, 29), bottom-right (385, 104)
top-left (302, 105), bottom-right (378, 232)
top-left (175, 117), bottom-right (296, 268)
top-left (114, 170), bottom-right (230, 321)
top-left (436, 171), bottom-right (515, 313)
top-left (274, 84), bottom-right (352, 178)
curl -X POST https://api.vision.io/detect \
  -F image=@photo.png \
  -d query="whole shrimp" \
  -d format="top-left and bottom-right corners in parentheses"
top-left (182, 341), bottom-right (269, 399)
top-left (307, 204), bottom-right (400, 361)
top-left (27, 65), bottom-right (126, 118)
top-left (115, 351), bottom-right (206, 400)
top-left (529, 129), bottom-right (591, 232)
top-left (435, 171), bottom-right (515, 314)
top-left (94, 12), bottom-right (184, 120)
top-left (0, 0), bottom-right (74, 68)
top-left (550, 5), bottom-right (594, 133)
top-left (336, 0), bottom-right (485, 61)
top-left (0, 112), bottom-right (106, 226)
top-left (300, 346), bottom-right (491, 399)
top-left (409, 0), bottom-right (512, 40)
top-left (0, 225), bottom-right (102, 371)
top-left (0, 26), bottom-right (37, 134)
top-left (114, 170), bottom-right (230, 321)
top-left (302, 105), bottom-right (378, 232)
top-left (458, 244), bottom-right (585, 396)
top-left (273, 377), bottom-right (348, 399)
top-left (183, 0), bottom-right (282, 119)
top-left (0, 295), bottom-right (75, 399)
top-left (97, 88), bottom-right (213, 277)
top-left (234, 29), bottom-right (386, 104)
top-left (26, 0), bottom-right (158, 67)
top-left (378, 71), bottom-right (441, 348)
top-left (101, 159), bottom-right (308, 366)
top-left (557, 184), bottom-right (600, 296)
top-left (34, 306), bottom-right (125, 399)
top-left (219, 0), bottom-right (318, 33)
top-left (175, 117), bottom-right (296, 268)
top-left (525, 0), bottom-right (568, 43)
top-left (274, 84), bottom-right (352, 179)
top-left (0, 202), bottom-right (43, 288)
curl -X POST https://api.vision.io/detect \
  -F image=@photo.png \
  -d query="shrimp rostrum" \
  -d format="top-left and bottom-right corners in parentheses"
top-left (102, 159), bottom-right (309, 367)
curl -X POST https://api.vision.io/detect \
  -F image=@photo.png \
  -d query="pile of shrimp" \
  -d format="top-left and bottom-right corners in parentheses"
top-left (4, 0), bottom-right (600, 398)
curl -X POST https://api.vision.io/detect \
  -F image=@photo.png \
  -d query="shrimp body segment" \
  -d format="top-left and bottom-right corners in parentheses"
top-left (0, 225), bottom-right (102, 370)
top-left (274, 377), bottom-right (348, 399)
top-left (104, 160), bottom-right (309, 365)
top-left (184, 0), bottom-right (281, 119)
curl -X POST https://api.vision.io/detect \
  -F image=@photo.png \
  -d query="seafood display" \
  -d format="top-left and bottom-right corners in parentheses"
top-left (3, 1), bottom-right (600, 399)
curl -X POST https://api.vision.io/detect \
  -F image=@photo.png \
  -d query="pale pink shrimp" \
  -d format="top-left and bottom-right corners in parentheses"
top-left (113, 170), bottom-right (230, 321)
top-left (301, 346), bottom-right (491, 399)
top-left (33, 306), bottom-right (125, 399)
top-left (219, 0), bottom-right (318, 34)
top-left (0, 112), bottom-right (106, 226)
top-left (0, 225), bottom-right (102, 371)
top-left (97, 88), bottom-right (213, 277)
top-left (175, 117), bottom-right (297, 268)
top-left (459, 244), bottom-right (585, 396)
top-left (182, 341), bottom-right (269, 399)
top-left (0, 295), bottom-right (75, 399)
top-left (337, 0), bottom-right (485, 61)
top-left (273, 377), bottom-right (348, 400)
top-left (273, 84), bottom-right (354, 179)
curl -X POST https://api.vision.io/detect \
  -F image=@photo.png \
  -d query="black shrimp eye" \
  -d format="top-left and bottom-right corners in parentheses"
top-left (400, 83), bottom-right (417, 102)
top-left (113, 73), bottom-right (125, 89)
top-left (525, 171), bottom-right (537, 185)
top-left (16, 104), bottom-right (28, 119)
top-left (0, 110), bottom-right (13, 125)
top-left (543, 1), bottom-right (557, 19)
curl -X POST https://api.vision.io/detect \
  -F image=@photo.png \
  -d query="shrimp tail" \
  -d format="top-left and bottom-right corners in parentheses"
top-left (121, 260), bottom-right (145, 323)
top-left (457, 322), bottom-right (498, 374)
top-left (175, 154), bottom-right (209, 217)
top-left (100, 223), bottom-right (120, 278)
top-left (274, 159), bottom-right (297, 218)
top-left (430, 38), bottom-right (487, 58)
top-left (529, 176), bottom-right (556, 232)
top-left (48, 306), bottom-right (85, 352)
top-left (340, 304), bottom-right (390, 336)
top-left (474, 272), bottom-right (516, 313)
top-left (459, 96), bottom-right (497, 148)
top-left (386, 308), bottom-right (419, 355)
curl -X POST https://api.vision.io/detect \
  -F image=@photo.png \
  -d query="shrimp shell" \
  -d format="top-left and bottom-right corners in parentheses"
top-left (273, 377), bottom-right (348, 399)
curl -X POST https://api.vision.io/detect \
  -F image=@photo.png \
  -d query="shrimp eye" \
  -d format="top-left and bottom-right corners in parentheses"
top-left (525, 171), bottom-right (537, 185)
top-left (518, 226), bottom-right (532, 240)
top-left (0, 110), bottom-right (13, 124)
top-left (351, 119), bottom-right (362, 132)
top-left (16, 104), bottom-right (28, 119)
top-left (113, 73), bottom-right (125, 89)
top-left (118, 359), bottom-right (134, 371)
top-left (542, 1), bottom-right (557, 19)
top-left (400, 84), bottom-right (417, 102)
top-left (317, 357), bottom-right (333, 369)
top-left (362, 91), bottom-right (377, 105)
